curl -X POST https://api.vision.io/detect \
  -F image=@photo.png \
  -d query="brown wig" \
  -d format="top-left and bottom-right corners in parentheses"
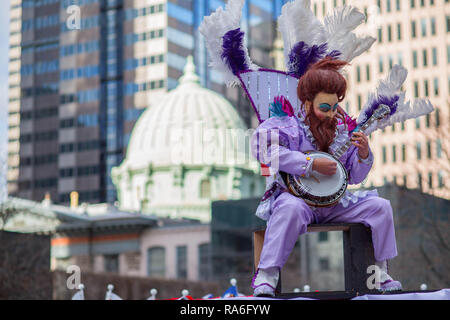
top-left (296, 57), bottom-right (349, 152)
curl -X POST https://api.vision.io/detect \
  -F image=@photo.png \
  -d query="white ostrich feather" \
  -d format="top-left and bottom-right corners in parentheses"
top-left (199, 0), bottom-right (258, 86)
top-left (358, 65), bottom-right (434, 135)
top-left (277, 0), bottom-right (326, 69)
top-left (323, 6), bottom-right (376, 62)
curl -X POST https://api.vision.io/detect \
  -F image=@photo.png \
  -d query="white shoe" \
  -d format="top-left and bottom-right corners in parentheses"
top-left (251, 267), bottom-right (279, 297)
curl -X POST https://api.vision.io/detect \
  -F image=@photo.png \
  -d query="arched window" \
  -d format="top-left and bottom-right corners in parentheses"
top-left (147, 247), bottom-right (165, 277)
top-left (200, 179), bottom-right (211, 198)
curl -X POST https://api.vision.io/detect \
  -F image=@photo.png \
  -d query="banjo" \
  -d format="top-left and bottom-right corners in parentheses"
top-left (279, 104), bottom-right (391, 207)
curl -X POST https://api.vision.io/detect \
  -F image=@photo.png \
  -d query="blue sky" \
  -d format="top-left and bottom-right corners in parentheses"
top-left (0, 0), bottom-right (10, 194)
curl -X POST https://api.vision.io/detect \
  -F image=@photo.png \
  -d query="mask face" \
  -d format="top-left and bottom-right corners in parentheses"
top-left (309, 92), bottom-right (339, 120)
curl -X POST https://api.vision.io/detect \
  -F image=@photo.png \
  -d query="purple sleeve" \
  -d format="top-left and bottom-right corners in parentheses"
top-left (251, 117), bottom-right (313, 177)
top-left (344, 145), bottom-right (374, 184)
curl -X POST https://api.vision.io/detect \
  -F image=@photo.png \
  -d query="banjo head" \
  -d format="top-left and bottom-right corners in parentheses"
top-left (286, 151), bottom-right (348, 207)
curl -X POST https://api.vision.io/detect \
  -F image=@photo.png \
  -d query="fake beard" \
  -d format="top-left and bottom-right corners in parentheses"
top-left (305, 109), bottom-right (338, 153)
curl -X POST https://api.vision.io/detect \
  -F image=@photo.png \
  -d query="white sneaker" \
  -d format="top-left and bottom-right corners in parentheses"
top-left (251, 267), bottom-right (279, 297)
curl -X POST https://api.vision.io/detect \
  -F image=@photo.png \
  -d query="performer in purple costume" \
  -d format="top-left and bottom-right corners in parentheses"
top-left (250, 58), bottom-right (402, 296)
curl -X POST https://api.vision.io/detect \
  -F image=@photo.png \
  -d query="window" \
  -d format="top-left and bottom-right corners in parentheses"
top-left (412, 51), bottom-right (418, 68)
top-left (432, 48), bottom-right (438, 66)
top-left (147, 247), bottom-right (165, 277)
top-left (431, 17), bottom-right (436, 35)
top-left (392, 145), bottom-right (397, 162)
top-left (387, 0), bottom-right (391, 12)
top-left (418, 172), bottom-right (423, 190)
top-left (398, 52), bottom-right (403, 66)
top-left (366, 64), bottom-right (370, 81)
top-left (416, 142), bottom-right (422, 160)
top-left (428, 172), bottom-right (433, 189)
top-left (378, 27), bottom-right (383, 43)
top-left (357, 94), bottom-right (362, 110)
top-left (318, 232), bottom-right (328, 242)
top-left (426, 140), bottom-right (432, 158)
top-left (388, 25), bottom-right (392, 42)
top-left (435, 108), bottom-right (440, 127)
top-left (402, 144), bottom-right (406, 162)
top-left (200, 179), bottom-right (211, 198)
top-left (397, 23), bottom-right (402, 40)
top-left (379, 55), bottom-right (384, 73)
top-left (411, 0), bottom-right (415, 8)
top-left (319, 258), bottom-right (330, 271)
top-left (433, 77), bottom-right (439, 96)
top-left (414, 81), bottom-right (419, 98)
top-left (104, 254), bottom-right (119, 273)
top-left (403, 175), bottom-right (407, 186)
top-left (396, 0), bottom-right (401, 10)
top-left (388, 54), bottom-right (393, 69)
top-left (447, 16), bottom-right (450, 33)
top-left (356, 65), bottom-right (361, 82)
top-left (176, 246), bottom-right (187, 279)
top-left (423, 49), bottom-right (428, 66)
top-left (438, 171), bottom-right (444, 188)
top-left (411, 21), bottom-right (416, 38)
top-left (198, 243), bottom-right (210, 281)
top-left (416, 118), bottom-right (420, 129)
top-left (420, 0), bottom-right (425, 6)
top-left (424, 79), bottom-right (429, 96)
top-left (382, 146), bottom-right (387, 163)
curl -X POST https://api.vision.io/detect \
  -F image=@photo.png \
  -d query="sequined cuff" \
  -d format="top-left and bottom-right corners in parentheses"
top-left (357, 149), bottom-right (374, 165)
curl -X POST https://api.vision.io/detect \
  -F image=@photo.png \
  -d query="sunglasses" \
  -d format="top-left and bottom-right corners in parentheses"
top-left (319, 103), bottom-right (339, 113)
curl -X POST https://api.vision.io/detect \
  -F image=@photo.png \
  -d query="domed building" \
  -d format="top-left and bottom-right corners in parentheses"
top-left (111, 56), bottom-right (264, 222)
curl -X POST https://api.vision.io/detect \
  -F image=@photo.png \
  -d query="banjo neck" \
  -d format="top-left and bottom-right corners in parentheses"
top-left (333, 106), bottom-right (387, 159)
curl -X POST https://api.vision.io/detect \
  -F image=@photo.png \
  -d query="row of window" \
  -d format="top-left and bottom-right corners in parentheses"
top-left (20, 154), bottom-right (58, 167)
top-left (60, 140), bottom-right (101, 153)
top-left (413, 78), bottom-right (440, 98)
top-left (62, 0), bottom-right (97, 8)
top-left (124, 80), bottom-right (165, 95)
top-left (21, 61), bottom-right (59, 76)
top-left (22, 42), bottom-right (59, 55)
top-left (22, 0), bottom-right (60, 8)
top-left (412, 48), bottom-right (439, 69)
top-left (124, 29), bottom-right (165, 45)
top-left (60, 165), bottom-right (101, 178)
top-left (124, 3), bottom-right (165, 20)
top-left (22, 15), bottom-right (59, 31)
top-left (60, 40), bottom-right (99, 57)
top-left (60, 89), bottom-right (100, 104)
top-left (147, 244), bottom-right (210, 280)
top-left (383, 171), bottom-right (445, 190)
top-left (60, 65), bottom-right (99, 81)
top-left (19, 131), bottom-right (58, 143)
top-left (381, 139), bottom-right (443, 163)
top-left (124, 54), bottom-right (165, 70)
top-left (17, 178), bottom-right (57, 190)
top-left (60, 113), bottom-right (99, 129)
top-left (20, 107), bottom-right (58, 120)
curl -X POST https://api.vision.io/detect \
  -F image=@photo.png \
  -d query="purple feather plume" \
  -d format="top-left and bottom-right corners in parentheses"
top-left (361, 95), bottom-right (399, 123)
top-left (287, 42), bottom-right (341, 78)
top-left (221, 28), bottom-right (250, 75)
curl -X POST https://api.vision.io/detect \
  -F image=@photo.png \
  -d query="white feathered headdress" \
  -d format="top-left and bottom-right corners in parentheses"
top-left (199, 0), bottom-right (434, 129)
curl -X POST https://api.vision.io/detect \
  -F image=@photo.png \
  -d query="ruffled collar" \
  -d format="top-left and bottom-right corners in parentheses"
top-left (297, 109), bottom-right (348, 156)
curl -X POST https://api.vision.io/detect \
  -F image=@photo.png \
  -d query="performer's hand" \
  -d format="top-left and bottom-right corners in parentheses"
top-left (312, 158), bottom-right (337, 175)
top-left (351, 132), bottom-right (369, 159)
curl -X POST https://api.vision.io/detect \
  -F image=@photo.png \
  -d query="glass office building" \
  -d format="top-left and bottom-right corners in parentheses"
top-left (7, 0), bottom-right (286, 204)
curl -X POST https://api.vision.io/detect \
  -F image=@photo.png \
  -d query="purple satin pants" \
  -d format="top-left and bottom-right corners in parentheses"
top-left (258, 191), bottom-right (398, 270)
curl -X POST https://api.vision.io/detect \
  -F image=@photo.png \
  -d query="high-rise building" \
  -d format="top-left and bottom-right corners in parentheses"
top-left (310, 0), bottom-right (449, 199)
top-left (7, 0), bottom-right (285, 205)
